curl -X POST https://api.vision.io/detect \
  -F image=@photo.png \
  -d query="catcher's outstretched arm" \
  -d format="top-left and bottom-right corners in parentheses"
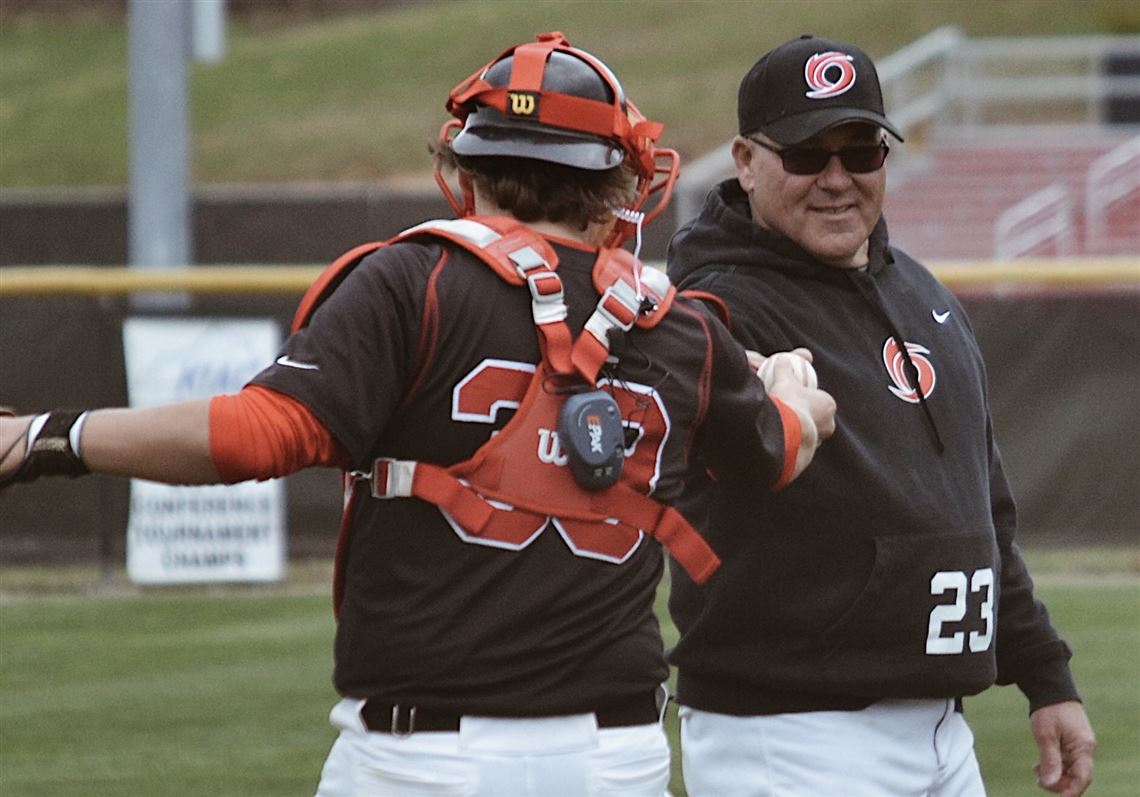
top-left (0, 387), bottom-right (347, 490)
top-left (0, 400), bottom-right (217, 487)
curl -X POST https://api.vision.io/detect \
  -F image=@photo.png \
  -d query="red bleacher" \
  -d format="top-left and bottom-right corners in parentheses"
top-left (884, 130), bottom-right (1140, 260)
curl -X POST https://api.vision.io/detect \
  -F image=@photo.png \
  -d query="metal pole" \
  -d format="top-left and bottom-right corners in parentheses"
top-left (192, 0), bottom-right (227, 64)
top-left (127, 0), bottom-right (192, 279)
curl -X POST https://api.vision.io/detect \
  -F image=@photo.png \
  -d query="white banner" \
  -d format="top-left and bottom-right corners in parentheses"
top-left (123, 318), bottom-right (285, 584)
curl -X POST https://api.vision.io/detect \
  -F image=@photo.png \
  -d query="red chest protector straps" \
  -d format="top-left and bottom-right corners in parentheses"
top-left (294, 216), bottom-right (720, 593)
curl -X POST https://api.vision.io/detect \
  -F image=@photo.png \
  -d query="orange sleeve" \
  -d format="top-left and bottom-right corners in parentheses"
top-left (767, 396), bottom-right (802, 491)
top-left (208, 385), bottom-right (351, 484)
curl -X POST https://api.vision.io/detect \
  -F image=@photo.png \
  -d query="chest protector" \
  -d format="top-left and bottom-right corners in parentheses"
top-left (294, 216), bottom-right (721, 613)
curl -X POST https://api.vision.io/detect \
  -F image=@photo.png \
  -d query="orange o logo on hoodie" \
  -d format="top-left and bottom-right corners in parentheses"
top-left (882, 338), bottom-right (936, 403)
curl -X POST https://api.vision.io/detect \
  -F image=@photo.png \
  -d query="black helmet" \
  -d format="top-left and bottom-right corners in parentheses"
top-left (439, 32), bottom-right (680, 243)
top-left (446, 32), bottom-right (652, 173)
top-left (452, 49), bottom-right (626, 170)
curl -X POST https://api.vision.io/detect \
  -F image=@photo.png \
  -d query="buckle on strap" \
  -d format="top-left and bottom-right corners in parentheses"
top-left (599, 280), bottom-right (640, 330)
top-left (584, 279), bottom-right (640, 345)
top-left (352, 458), bottom-right (416, 499)
top-left (526, 272), bottom-right (567, 325)
top-left (508, 245), bottom-right (567, 326)
top-left (509, 244), bottom-right (550, 277)
top-left (390, 705), bottom-right (417, 736)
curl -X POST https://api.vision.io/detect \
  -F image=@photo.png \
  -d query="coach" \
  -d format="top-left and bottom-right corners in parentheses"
top-left (665, 34), bottom-right (1096, 797)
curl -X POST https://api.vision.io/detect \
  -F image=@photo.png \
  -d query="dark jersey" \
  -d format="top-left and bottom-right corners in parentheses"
top-left (666, 179), bottom-right (1079, 715)
top-left (251, 230), bottom-right (790, 716)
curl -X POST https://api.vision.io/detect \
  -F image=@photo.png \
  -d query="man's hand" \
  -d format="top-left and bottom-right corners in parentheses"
top-left (756, 349), bottom-right (837, 481)
top-left (1030, 700), bottom-right (1095, 797)
top-left (758, 348), bottom-right (837, 439)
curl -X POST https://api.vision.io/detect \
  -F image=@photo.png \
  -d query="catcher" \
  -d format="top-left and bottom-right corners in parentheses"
top-left (0, 32), bottom-right (835, 796)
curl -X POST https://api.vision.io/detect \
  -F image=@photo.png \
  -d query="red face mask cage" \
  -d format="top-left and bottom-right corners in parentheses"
top-left (434, 31), bottom-right (679, 247)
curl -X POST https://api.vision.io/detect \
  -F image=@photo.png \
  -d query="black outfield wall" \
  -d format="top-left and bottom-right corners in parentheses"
top-left (0, 182), bottom-right (677, 267)
top-left (1, 187), bottom-right (1137, 566)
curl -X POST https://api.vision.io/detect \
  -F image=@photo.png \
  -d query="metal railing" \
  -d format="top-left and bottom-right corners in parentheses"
top-left (952, 36), bottom-right (1140, 127)
top-left (991, 134), bottom-right (1140, 260)
top-left (1084, 134), bottom-right (1140, 253)
top-left (993, 184), bottom-right (1076, 260)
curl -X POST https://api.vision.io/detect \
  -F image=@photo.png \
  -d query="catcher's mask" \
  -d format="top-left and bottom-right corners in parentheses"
top-left (437, 31), bottom-right (679, 245)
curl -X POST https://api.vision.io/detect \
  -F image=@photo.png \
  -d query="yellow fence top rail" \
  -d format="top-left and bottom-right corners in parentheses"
top-left (0, 259), bottom-right (1137, 295)
top-left (0, 265), bottom-right (323, 295)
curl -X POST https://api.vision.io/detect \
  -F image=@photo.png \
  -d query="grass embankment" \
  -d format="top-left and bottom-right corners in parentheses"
top-left (2, 0), bottom-right (1138, 187)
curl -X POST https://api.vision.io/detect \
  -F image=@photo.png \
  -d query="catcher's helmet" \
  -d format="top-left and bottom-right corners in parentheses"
top-left (438, 32), bottom-right (679, 241)
top-left (451, 49), bottom-right (626, 170)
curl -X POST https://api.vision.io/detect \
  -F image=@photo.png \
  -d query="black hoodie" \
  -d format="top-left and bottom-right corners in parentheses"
top-left (666, 178), bottom-right (1080, 715)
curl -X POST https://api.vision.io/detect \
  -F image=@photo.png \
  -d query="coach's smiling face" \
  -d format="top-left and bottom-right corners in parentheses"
top-left (732, 121), bottom-right (886, 270)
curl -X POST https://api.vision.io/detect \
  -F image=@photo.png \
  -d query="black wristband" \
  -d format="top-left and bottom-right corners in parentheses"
top-left (0, 409), bottom-right (91, 487)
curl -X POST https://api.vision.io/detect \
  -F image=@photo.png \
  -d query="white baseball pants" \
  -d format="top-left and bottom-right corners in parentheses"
top-left (680, 698), bottom-right (986, 797)
top-left (314, 697), bottom-right (671, 797)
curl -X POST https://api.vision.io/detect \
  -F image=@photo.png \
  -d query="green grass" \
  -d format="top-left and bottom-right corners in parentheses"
top-left (1, 550), bottom-right (1137, 796)
top-left (2, 0), bottom-right (1138, 187)
top-left (964, 582), bottom-right (1140, 797)
top-left (0, 591), bottom-right (338, 797)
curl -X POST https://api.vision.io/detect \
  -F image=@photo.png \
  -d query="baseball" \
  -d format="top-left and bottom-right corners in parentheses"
top-left (756, 351), bottom-right (818, 391)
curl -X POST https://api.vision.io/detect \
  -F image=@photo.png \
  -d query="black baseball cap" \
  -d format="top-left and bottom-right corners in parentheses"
top-left (738, 34), bottom-right (904, 145)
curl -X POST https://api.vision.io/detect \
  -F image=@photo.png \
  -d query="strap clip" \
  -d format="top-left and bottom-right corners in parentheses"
top-left (509, 244), bottom-right (549, 278)
top-left (526, 271), bottom-right (568, 325)
top-left (352, 458), bottom-right (416, 499)
top-left (583, 279), bottom-right (640, 347)
top-left (597, 279), bottom-right (641, 331)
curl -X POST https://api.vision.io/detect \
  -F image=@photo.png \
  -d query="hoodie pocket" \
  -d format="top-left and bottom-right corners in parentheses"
top-left (821, 530), bottom-right (1000, 656)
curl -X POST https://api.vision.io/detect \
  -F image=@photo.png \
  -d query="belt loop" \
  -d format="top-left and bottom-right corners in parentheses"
top-left (390, 704), bottom-right (417, 736)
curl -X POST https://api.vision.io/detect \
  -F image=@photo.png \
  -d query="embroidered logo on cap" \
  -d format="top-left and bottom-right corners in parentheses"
top-left (804, 51), bottom-right (856, 99)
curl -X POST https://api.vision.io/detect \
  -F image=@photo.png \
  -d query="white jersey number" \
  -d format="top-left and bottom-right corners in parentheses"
top-left (926, 567), bottom-right (994, 655)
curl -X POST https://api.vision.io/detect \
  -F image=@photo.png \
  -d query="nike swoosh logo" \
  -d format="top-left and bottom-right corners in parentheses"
top-left (276, 355), bottom-right (320, 371)
top-left (932, 310), bottom-right (951, 324)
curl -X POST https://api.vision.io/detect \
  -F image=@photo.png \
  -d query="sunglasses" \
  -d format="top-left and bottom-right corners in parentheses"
top-left (748, 137), bottom-right (889, 175)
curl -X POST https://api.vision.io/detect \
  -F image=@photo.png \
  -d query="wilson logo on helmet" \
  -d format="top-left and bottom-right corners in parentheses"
top-left (508, 91), bottom-right (538, 116)
top-left (804, 51), bottom-right (857, 99)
